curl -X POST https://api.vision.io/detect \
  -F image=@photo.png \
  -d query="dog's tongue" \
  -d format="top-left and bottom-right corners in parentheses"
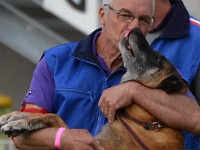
top-left (124, 29), bottom-right (132, 50)
top-left (124, 29), bottom-right (131, 39)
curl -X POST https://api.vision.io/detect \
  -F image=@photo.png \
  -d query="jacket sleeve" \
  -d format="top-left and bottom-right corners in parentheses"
top-left (190, 63), bottom-right (200, 104)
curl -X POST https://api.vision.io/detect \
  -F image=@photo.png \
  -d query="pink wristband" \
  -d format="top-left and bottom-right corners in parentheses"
top-left (55, 127), bottom-right (66, 150)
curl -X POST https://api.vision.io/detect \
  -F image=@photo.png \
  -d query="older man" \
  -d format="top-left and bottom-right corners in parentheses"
top-left (13, 0), bottom-right (155, 149)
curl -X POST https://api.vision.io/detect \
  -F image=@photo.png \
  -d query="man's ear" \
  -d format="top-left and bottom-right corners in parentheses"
top-left (99, 7), bottom-right (105, 25)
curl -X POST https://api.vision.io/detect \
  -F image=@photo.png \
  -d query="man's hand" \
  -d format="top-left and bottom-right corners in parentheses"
top-left (61, 129), bottom-right (105, 150)
top-left (98, 82), bottom-right (138, 123)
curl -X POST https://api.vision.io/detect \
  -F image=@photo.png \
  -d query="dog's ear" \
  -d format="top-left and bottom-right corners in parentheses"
top-left (158, 75), bottom-right (188, 94)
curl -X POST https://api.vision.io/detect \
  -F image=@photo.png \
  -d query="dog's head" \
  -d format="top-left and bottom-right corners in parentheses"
top-left (119, 28), bottom-right (187, 94)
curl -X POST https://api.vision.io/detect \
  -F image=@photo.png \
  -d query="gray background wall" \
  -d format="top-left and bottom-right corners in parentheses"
top-left (0, 43), bottom-right (36, 110)
top-left (183, 0), bottom-right (200, 19)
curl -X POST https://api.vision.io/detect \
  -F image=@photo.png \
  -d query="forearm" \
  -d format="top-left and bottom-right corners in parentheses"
top-left (13, 128), bottom-right (104, 150)
top-left (131, 82), bottom-right (200, 134)
top-left (13, 128), bottom-right (57, 150)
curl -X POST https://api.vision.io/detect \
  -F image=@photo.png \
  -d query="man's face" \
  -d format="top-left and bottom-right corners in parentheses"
top-left (99, 0), bottom-right (153, 50)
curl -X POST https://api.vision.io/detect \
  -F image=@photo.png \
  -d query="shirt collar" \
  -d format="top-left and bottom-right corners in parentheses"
top-left (92, 30), bottom-right (110, 74)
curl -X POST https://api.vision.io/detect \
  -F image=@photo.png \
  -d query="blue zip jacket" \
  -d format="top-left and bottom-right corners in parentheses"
top-left (45, 29), bottom-right (126, 136)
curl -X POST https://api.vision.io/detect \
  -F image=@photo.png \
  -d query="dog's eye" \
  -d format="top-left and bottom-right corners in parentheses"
top-left (156, 57), bottom-right (160, 62)
top-left (156, 54), bottom-right (164, 63)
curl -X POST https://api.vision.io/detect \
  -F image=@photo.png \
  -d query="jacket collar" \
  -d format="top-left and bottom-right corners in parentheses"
top-left (150, 0), bottom-right (190, 38)
top-left (71, 28), bottom-right (125, 73)
top-left (72, 28), bottom-right (102, 62)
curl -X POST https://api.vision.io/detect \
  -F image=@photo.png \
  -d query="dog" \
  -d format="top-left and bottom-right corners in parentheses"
top-left (0, 28), bottom-right (187, 150)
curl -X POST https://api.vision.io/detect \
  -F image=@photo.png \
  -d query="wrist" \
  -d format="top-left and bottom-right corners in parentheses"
top-left (55, 127), bottom-right (66, 150)
top-left (127, 81), bottom-right (142, 101)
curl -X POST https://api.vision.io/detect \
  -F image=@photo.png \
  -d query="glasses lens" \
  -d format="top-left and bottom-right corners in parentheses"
top-left (118, 13), bottom-right (133, 22)
top-left (139, 16), bottom-right (154, 26)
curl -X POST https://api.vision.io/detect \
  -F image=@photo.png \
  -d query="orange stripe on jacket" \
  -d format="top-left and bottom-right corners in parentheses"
top-left (190, 18), bottom-right (200, 27)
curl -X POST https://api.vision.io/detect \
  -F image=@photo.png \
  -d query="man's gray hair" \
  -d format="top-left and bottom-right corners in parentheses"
top-left (102, 0), bottom-right (113, 14)
top-left (102, 0), bottom-right (113, 5)
top-left (102, 0), bottom-right (155, 16)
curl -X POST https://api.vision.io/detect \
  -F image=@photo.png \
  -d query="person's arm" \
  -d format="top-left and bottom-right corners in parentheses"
top-left (98, 81), bottom-right (200, 134)
top-left (12, 104), bottom-right (56, 149)
top-left (13, 128), bottom-right (57, 150)
top-left (13, 103), bottom-right (105, 150)
top-left (13, 128), bottom-right (104, 150)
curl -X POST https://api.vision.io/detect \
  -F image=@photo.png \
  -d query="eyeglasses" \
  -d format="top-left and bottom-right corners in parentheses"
top-left (104, 4), bottom-right (155, 27)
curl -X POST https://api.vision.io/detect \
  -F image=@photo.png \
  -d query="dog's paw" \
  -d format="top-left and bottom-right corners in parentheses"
top-left (1, 118), bottom-right (47, 137)
top-left (0, 111), bottom-right (21, 126)
top-left (1, 121), bottom-right (28, 137)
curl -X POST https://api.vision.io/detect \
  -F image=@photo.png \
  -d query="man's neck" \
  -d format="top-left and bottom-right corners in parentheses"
top-left (96, 33), bottom-right (123, 73)
top-left (150, 1), bottom-right (172, 30)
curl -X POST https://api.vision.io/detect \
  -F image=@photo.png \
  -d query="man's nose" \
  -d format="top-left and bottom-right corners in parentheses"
top-left (128, 18), bottom-right (140, 29)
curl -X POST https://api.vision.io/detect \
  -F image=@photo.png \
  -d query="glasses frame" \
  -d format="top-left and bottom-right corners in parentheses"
top-left (104, 4), bottom-right (155, 27)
